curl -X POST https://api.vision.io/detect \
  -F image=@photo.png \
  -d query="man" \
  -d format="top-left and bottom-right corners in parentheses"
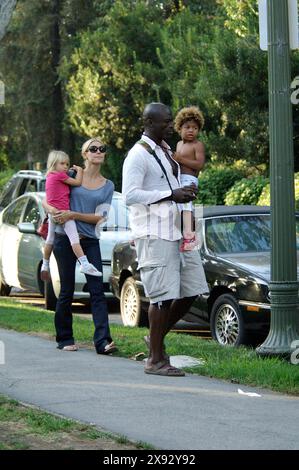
top-left (122, 102), bottom-right (208, 376)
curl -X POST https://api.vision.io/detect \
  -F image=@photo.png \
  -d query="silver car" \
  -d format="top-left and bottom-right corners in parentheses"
top-left (0, 191), bottom-right (131, 309)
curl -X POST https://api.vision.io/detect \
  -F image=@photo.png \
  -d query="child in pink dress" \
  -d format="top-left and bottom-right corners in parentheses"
top-left (41, 150), bottom-right (102, 280)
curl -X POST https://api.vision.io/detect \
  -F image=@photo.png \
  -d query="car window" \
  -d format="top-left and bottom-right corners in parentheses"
top-left (22, 198), bottom-right (41, 225)
top-left (37, 179), bottom-right (46, 191)
top-left (2, 198), bottom-right (28, 226)
top-left (0, 177), bottom-right (20, 208)
top-left (205, 215), bottom-right (272, 254)
top-left (18, 178), bottom-right (31, 197)
top-left (100, 197), bottom-right (130, 231)
top-left (25, 179), bottom-right (38, 193)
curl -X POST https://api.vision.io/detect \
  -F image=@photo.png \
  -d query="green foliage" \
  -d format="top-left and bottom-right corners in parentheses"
top-left (225, 176), bottom-right (269, 205)
top-left (0, 169), bottom-right (14, 192)
top-left (197, 166), bottom-right (245, 205)
top-left (1, 0), bottom-right (298, 185)
top-left (62, 0), bottom-right (169, 189)
top-left (0, 149), bottom-right (9, 171)
top-left (258, 174), bottom-right (299, 210)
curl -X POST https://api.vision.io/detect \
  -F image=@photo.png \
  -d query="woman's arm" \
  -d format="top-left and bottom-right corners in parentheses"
top-left (53, 210), bottom-right (106, 226)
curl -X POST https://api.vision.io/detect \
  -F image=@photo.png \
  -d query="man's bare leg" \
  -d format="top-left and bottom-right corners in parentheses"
top-left (147, 301), bottom-right (171, 365)
top-left (164, 296), bottom-right (197, 336)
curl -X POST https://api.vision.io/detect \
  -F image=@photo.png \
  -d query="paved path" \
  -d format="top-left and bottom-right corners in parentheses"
top-left (0, 328), bottom-right (298, 450)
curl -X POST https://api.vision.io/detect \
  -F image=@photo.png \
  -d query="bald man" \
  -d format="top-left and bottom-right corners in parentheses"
top-left (122, 103), bottom-right (208, 377)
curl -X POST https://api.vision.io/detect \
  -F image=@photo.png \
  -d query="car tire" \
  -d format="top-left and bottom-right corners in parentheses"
top-left (0, 279), bottom-right (11, 296)
top-left (210, 294), bottom-right (246, 346)
top-left (44, 279), bottom-right (57, 311)
top-left (120, 277), bottom-right (148, 327)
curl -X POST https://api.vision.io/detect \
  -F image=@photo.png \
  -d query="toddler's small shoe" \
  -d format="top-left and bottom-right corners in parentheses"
top-left (80, 263), bottom-right (102, 277)
top-left (179, 237), bottom-right (197, 252)
top-left (40, 268), bottom-right (50, 282)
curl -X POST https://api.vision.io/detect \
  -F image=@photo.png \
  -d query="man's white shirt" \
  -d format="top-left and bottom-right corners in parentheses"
top-left (122, 135), bottom-right (182, 240)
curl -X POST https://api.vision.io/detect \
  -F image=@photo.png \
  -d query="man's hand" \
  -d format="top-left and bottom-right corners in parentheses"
top-left (171, 184), bottom-right (197, 203)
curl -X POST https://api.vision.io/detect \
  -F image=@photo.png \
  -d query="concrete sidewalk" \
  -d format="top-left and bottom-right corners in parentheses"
top-left (0, 328), bottom-right (298, 450)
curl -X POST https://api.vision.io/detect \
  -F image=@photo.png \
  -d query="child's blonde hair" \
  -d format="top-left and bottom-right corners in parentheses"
top-left (174, 106), bottom-right (205, 133)
top-left (46, 150), bottom-right (70, 175)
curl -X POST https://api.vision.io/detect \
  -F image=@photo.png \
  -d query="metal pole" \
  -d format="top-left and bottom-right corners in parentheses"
top-left (256, 0), bottom-right (299, 357)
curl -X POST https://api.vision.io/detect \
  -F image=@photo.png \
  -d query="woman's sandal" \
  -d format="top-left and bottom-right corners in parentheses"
top-left (97, 341), bottom-right (118, 355)
top-left (61, 344), bottom-right (78, 351)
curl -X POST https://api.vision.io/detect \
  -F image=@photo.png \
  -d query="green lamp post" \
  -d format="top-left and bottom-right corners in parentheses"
top-left (256, 0), bottom-right (299, 357)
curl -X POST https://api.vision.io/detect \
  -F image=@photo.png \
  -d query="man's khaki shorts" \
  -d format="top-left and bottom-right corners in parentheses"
top-left (135, 238), bottom-right (209, 304)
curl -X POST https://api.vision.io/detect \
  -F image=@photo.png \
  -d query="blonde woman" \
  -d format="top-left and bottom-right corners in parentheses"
top-left (43, 140), bottom-right (117, 354)
top-left (41, 150), bottom-right (102, 280)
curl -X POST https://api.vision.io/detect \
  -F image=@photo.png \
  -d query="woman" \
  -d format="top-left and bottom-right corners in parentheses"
top-left (44, 138), bottom-right (117, 354)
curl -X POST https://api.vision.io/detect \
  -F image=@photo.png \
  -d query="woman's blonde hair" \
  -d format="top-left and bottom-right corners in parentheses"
top-left (81, 137), bottom-right (104, 157)
top-left (46, 150), bottom-right (70, 175)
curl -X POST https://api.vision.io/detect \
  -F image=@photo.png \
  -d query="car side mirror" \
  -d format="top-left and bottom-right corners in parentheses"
top-left (17, 222), bottom-right (37, 234)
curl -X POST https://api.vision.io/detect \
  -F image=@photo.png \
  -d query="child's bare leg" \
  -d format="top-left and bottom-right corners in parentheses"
top-left (182, 210), bottom-right (195, 240)
top-left (180, 210), bottom-right (197, 252)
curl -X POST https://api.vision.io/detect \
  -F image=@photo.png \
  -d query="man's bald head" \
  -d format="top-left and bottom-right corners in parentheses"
top-left (143, 103), bottom-right (171, 125)
top-left (142, 102), bottom-right (173, 143)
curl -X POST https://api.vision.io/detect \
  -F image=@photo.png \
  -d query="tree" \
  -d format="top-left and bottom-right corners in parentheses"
top-left (0, 0), bottom-right (17, 40)
top-left (63, 0), bottom-right (169, 188)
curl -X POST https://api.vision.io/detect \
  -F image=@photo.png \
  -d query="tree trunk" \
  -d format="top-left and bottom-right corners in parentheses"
top-left (50, 0), bottom-right (63, 148)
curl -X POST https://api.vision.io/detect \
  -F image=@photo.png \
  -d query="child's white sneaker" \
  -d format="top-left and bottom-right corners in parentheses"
top-left (80, 263), bottom-right (102, 277)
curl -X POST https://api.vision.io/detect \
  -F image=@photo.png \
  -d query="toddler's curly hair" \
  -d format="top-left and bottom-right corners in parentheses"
top-left (174, 106), bottom-right (204, 133)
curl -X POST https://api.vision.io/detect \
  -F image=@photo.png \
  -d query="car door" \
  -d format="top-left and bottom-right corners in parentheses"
top-left (0, 198), bottom-right (28, 287)
top-left (17, 196), bottom-right (44, 291)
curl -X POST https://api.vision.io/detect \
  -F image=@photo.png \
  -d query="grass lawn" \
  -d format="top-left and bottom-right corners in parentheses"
top-left (0, 298), bottom-right (298, 396)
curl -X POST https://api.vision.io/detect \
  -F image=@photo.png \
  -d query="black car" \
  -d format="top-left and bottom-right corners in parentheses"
top-left (0, 170), bottom-right (46, 211)
top-left (110, 206), bottom-right (299, 346)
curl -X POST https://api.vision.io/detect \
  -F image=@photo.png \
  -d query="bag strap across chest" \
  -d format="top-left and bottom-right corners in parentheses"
top-left (137, 139), bottom-right (173, 192)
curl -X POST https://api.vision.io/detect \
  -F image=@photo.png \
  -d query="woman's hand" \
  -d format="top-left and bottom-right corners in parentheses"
top-left (53, 210), bottom-right (74, 224)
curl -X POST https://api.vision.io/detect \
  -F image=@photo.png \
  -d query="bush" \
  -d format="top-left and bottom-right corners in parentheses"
top-left (258, 173), bottom-right (299, 210)
top-left (197, 167), bottom-right (245, 205)
top-left (0, 169), bottom-right (14, 192)
top-left (225, 176), bottom-right (269, 205)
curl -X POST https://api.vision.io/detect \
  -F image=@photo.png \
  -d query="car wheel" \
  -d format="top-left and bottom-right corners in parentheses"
top-left (0, 277), bottom-right (11, 296)
top-left (44, 279), bottom-right (57, 311)
top-left (120, 277), bottom-right (148, 327)
top-left (210, 294), bottom-right (246, 346)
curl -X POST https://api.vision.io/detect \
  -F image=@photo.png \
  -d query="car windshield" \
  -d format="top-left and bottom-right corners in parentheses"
top-left (100, 196), bottom-right (130, 231)
top-left (205, 214), bottom-right (299, 254)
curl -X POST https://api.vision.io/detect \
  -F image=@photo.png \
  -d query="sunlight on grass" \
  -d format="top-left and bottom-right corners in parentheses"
top-left (0, 298), bottom-right (299, 395)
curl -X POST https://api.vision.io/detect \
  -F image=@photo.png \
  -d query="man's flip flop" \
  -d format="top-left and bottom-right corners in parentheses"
top-left (144, 360), bottom-right (185, 377)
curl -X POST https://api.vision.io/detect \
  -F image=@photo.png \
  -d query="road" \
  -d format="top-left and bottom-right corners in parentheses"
top-left (4, 290), bottom-right (212, 339)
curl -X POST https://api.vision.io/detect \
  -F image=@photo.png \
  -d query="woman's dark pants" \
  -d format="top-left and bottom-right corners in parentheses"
top-left (53, 234), bottom-right (112, 353)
